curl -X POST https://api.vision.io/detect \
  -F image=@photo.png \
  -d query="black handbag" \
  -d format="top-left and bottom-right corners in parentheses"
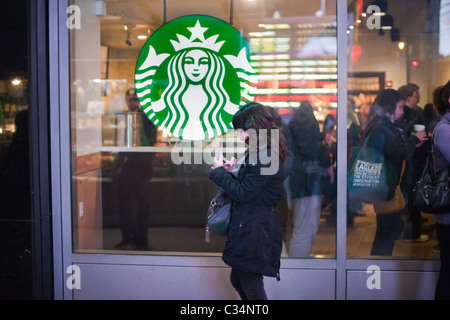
top-left (205, 191), bottom-right (232, 242)
top-left (373, 161), bottom-right (406, 215)
top-left (413, 146), bottom-right (450, 214)
top-left (205, 158), bottom-right (243, 242)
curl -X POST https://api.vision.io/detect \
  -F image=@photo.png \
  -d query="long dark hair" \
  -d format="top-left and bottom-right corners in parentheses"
top-left (374, 89), bottom-right (402, 115)
top-left (232, 102), bottom-right (287, 163)
top-left (433, 80), bottom-right (450, 116)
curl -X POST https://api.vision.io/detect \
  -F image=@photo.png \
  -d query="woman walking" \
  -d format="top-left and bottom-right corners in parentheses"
top-left (210, 102), bottom-right (286, 300)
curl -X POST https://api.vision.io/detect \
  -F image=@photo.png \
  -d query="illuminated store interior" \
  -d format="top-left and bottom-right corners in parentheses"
top-left (1, 0), bottom-right (449, 300)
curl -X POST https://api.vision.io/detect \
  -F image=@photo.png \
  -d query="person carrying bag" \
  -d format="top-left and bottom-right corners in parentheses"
top-left (348, 130), bottom-right (401, 204)
top-left (351, 89), bottom-right (407, 256)
top-left (209, 102), bottom-right (287, 300)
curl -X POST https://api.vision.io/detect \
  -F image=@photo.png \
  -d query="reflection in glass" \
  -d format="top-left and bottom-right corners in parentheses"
top-left (285, 102), bottom-right (334, 257)
top-left (0, 0), bottom-right (32, 299)
top-left (112, 89), bottom-right (157, 250)
top-left (346, 0), bottom-right (448, 259)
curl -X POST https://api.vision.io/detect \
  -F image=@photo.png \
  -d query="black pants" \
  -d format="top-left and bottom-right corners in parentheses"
top-left (435, 222), bottom-right (450, 300)
top-left (230, 268), bottom-right (267, 300)
top-left (371, 211), bottom-right (403, 256)
top-left (402, 182), bottom-right (423, 240)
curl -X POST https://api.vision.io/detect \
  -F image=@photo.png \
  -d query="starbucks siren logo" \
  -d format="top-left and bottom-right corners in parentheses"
top-left (135, 15), bottom-right (258, 140)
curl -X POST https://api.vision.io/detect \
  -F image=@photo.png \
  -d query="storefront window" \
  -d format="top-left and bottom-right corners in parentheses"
top-left (0, 1), bottom-right (30, 219)
top-left (0, 0), bottom-right (32, 298)
top-left (346, 0), bottom-right (446, 259)
top-left (70, 0), bottom-right (337, 257)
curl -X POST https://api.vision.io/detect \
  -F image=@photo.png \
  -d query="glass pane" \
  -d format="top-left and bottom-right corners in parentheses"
top-left (234, 0), bottom-right (338, 258)
top-left (346, 0), bottom-right (447, 258)
top-left (0, 1), bottom-right (31, 219)
top-left (0, 0), bottom-right (32, 299)
top-left (70, 0), bottom-right (337, 258)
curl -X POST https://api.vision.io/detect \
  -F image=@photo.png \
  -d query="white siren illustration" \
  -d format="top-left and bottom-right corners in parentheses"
top-left (135, 15), bottom-right (258, 140)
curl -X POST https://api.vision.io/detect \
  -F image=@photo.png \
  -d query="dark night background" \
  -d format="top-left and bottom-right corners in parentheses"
top-left (0, 1), bottom-right (28, 81)
top-left (0, 0), bottom-right (34, 300)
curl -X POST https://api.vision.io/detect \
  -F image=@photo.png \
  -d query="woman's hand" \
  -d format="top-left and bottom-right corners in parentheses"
top-left (327, 165), bottom-right (334, 184)
top-left (212, 151), bottom-right (224, 169)
top-left (412, 130), bottom-right (428, 148)
top-left (212, 151), bottom-right (236, 173)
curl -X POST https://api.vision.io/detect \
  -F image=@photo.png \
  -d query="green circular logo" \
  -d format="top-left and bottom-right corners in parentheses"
top-left (135, 15), bottom-right (257, 141)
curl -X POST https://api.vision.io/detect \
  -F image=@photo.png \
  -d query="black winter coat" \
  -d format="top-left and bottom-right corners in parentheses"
top-left (209, 151), bottom-right (284, 278)
top-left (361, 115), bottom-right (407, 199)
top-left (286, 109), bottom-right (331, 199)
top-left (400, 106), bottom-right (431, 185)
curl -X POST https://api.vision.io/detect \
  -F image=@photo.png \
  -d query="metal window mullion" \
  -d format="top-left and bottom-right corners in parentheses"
top-left (49, 0), bottom-right (73, 300)
top-left (163, 0), bottom-right (167, 24)
top-left (335, 0), bottom-right (348, 301)
top-left (49, 0), bottom-right (63, 300)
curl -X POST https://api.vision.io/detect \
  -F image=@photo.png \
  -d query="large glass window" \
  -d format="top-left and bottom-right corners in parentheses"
top-left (0, 0), bottom-right (32, 299)
top-left (346, 0), bottom-right (447, 259)
top-left (0, 1), bottom-right (30, 219)
top-left (70, 0), bottom-right (338, 257)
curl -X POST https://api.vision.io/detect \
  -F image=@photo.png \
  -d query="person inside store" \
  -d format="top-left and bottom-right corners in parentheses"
top-left (359, 89), bottom-right (407, 256)
top-left (424, 102), bottom-right (441, 133)
top-left (431, 79), bottom-right (450, 300)
top-left (209, 102), bottom-right (286, 300)
top-left (112, 88), bottom-right (157, 250)
top-left (346, 98), bottom-right (364, 223)
top-left (285, 102), bottom-right (332, 257)
top-left (267, 106), bottom-right (293, 252)
top-left (347, 97), bottom-right (362, 150)
top-left (0, 108), bottom-right (33, 299)
top-left (353, 91), bottom-right (371, 132)
top-left (423, 101), bottom-right (443, 253)
top-left (398, 84), bottom-right (430, 243)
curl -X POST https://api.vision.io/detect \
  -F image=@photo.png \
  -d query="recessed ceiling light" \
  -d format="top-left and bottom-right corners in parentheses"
top-left (11, 79), bottom-right (21, 86)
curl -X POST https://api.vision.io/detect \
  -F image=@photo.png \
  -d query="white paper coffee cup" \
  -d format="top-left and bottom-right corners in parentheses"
top-left (414, 124), bottom-right (425, 132)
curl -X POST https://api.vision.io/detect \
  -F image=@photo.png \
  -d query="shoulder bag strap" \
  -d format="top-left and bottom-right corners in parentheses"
top-left (398, 160), bottom-right (406, 184)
